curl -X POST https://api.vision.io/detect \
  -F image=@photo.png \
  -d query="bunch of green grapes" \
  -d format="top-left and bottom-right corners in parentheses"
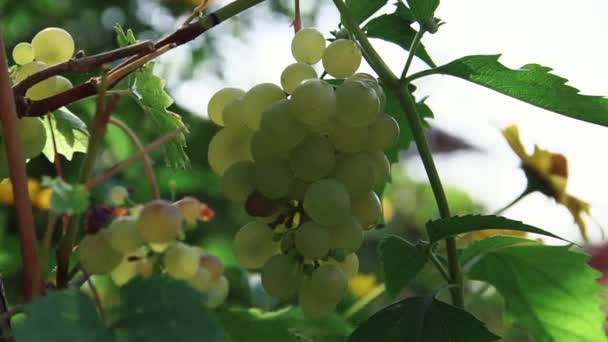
top-left (78, 197), bottom-right (229, 309)
top-left (207, 28), bottom-right (399, 316)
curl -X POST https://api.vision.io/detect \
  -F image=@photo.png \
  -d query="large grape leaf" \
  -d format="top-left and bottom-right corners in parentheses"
top-left (348, 296), bottom-right (499, 342)
top-left (406, 0), bottom-right (440, 23)
top-left (379, 235), bottom-right (427, 297)
top-left (13, 290), bottom-right (113, 342)
top-left (345, 0), bottom-right (388, 24)
top-left (41, 108), bottom-right (89, 161)
top-left (118, 276), bottom-right (222, 342)
top-left (216, 306), bottom-right (352, 342)
top-left (434, 55), bottom-right (608, 127)
top-left (465, 236), bottom-right (607, 341)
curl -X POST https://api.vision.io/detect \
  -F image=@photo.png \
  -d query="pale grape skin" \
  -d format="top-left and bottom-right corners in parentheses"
top-left (173, 196), bottom-right (201, 224)
top-left (364, 150), bottom-right (390, 188)
top-left (207, 126), bottom-right (254, 175)
top-left (13, 62), bottom-right (57, 101)
top-left (16, 117), bottom-right (47, 159)
top-left (294, 221), bottom-right (331, 259)
top-left (352, 191), bottom-right (383, 230)
top-left (12, 42), bottom-right (35, 65)
top-left (331, 153), bottom-right (375, 198)
top-left (222, 160), bottom-right (256, 203)
top-left (291, 28), bottom-right (326, 65)
top-left (261, 254), bottom-right (302, 299)
top-left (254, 160), bottom-right (294, 200)
top-left (322, 39), bottom-right (362, 79)
top-left (31, 27), bottom-right (75, 65)
top-left (329, 253), bottom-right (359, 278)
top-left (233, 221), bottom-right (278, 269)
top-left (328, 216), bottom-right (364, 254)
top-left (336, 80), bottom-right (380, 127)
top-left (303, 179), bottom-right (351, 226)
top-left (188, 267), bottom-right (213, 292)
top-left (250, 129), bottom-right (290, 162)
top-left (289, 133), bottom-right (335, 182)
top-left (163, 242), bottom-right (202, 280)
top-left (106, 216), bottom-right (144, 254)
top-left (368, 113), bottom-right (400, 151)
top-left (348, 73), bottom-right (386, 110)
top-left (222, 97), bottom-right (245, 128)
top-left (136, 200), bottom-right (183, 244)
top-left (310, 264), bottom-right (348, 302)
top-left (199, 255), bottom-right (224, 280)
top-left (259, 99), bottom-right (308, 150)
top-left (206, 276), bottom-right (230, 308)
top-left (298, 277), bottom-right (338, 317)
top-left (208, 87), bottom-right (245, 126)
top-left (78, 230), bottom-right (123, 275)
top-left (289, 79), bottom-right (336, 126)
top-left (110, 258), bottom-right (138, 287)
top-left (54, 76), bottom-right (73, 93)
top-left (242, 83), bottom-right (286, 130)
top-left (108, 185), bottom-right (129, 206)
top-left (328, 122), bottom-right (369, 153)
top-left (280, 62), bottom-right (318, 94)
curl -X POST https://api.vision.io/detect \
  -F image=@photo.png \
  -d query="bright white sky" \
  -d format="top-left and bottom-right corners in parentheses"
top-left (164, 0), bottom-right (608, 244)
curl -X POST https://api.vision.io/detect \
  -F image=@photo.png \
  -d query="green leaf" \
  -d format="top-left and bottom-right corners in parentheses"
top-left (348, 296), bottom-right (499, 342)
top-left (434, 55), bottom-right (608, 127)
top-left (406, 0), bottom-right (440, 23)
top-left (466, 237), bottom-right (607, 341)
top-left (379, 235), bottom-right (427, 297)
top-left (130, 63), bottom-right (189, 169)
top-left (118, 276), bottom-right (222, 342)
top-left (365, 14), bottom-right (435, 67)
top-left (395, 1), bottom-right (416, 21)
top-left (459, 235), bottom-right (534, 266)
top-left (41, 108), bottom-right (89, 161)
top-left (346, 0), bottom-right (388, 24)
top-left (217, 306), bottom-right (352, 342)
top-left (13, 290), bottom-right (112, 342)
top-left (426, 214), bottom-right (570, 245)
top-left (41, 176), bottom-right (90, 215)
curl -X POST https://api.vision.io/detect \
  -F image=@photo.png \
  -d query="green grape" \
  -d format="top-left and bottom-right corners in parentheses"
top-left (188, 267), bottom-right (213, 292)
top-left (31, 27), bottom-right (75, 65)
top-left (261, 254), bottom-right (302, 299)
top-left (364, 150), bottom-right (390, 188)
top-left (149, 242), bottom-right (169, 253)
top-left (303, 179), bottom-right (350, 226)
top-left (16, 117), bottom-right (47, 159)
top-left (250, 129), bottom-right (289, 161)
top-left (259, 99), bottom-right (308, 150)
top-left (280, 62), bottom-right (318, 94)
top-left (309, 118), bottom-right (334, 135)
top-left (206, 275), bottom-right (229, 308)
top-left (14, 61), bottom-right (46, 83)
top-left (208, 126), bottom-right (253, 175)
top-left (294, 222), bottom-right (331, 259)
top-left (322, 39), bottom-right (362, 78)
top-left (78, 230), bottom-right (123, 274)
top-left (222, 97), bottom-right (245, 128)
top-left (328, 216), bottom-right (364, 253)
top-left (310, 264), bottom-right (348, 301)
top-left (336, 80), bottom-right (380, 127)
top-left (254, 160), bottom-right (293, 199)
top-left (173, 196), bottom-right (201, 224)
top-left (13, 62), bottom-right (58, 101)
top-left (208, 87), bottom-right (245, 126)
top-left (233, 221), bottom-right (278, 269)
top-left (352, 191), bottom-right (382, 230)
top-left (348, 73), bottom-right (386, 109)
top-left (108, 185), bottom-right (129, 206)
top-left (289, 179), bottom-right (310, 202)
top-left (54, 76), bottom-right (73, 93)
top-left (242, 83), bottom-right (286, 130)
top-left (298, 277), bottom-right (338, 317)
top-left (136, 200), bottom-right (183, 244)
top-left (200, 255), bottom-right (224, 280)
top-left (329, 253), bottom-right (359, 278)
top-left (106, 217), bottom-right (144, 254)
top-left (289, 79), bottom-right (336, 126)
top-left (328, 122), bottom-right (369, 153)
top-left (367, 113), bottom-right (400, 151)
top-left (291, 28), bottom-right (326, 64)
top-left (110, 258), bottom-right (137, 287)
top-left (222, 160), bottom-right (256, 203)
top-left (331, 153), bottom-right (374, 198)
top-left (12, 42), bottom-right (35, 65)
top-left (163, 242), bottom-right (202, 280)
top-left (289, 133), bottom-right (335, 181)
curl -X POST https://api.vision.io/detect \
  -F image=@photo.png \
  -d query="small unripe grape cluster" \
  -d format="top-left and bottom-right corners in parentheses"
top-left (207, 28), bottom-right (398, 316)
top-left (78, 197), bottom-right (229, 308)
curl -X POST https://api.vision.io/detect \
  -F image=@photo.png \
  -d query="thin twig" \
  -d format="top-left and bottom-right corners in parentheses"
top-left (293, 0), bottom-right (302, 33)
top-left (400, 28), bottom-right (425, 80)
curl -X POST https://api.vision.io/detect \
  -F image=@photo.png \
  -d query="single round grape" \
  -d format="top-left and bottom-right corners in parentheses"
top-left (329, 253), bottom-right (359, 278)
top-left (163, 242), bottom-right (201, 280)
top-left (12, 42), bottom-right (35, 65)
top-left (222, 160), bottom-right (256, 203)
top-left (289, 134), bottom-right (335, 182)
top-left (222, 97), bottom-right (245, 128)
top-left (106, 217), bottom-right (144, 254)
top-left (108, 185), bottom-right (128, 206)
top-left (208, 126), bottom-right (253, 175)
top-left (291, 28), bottom-right (326, 64)
top-left (352, 191), bottom-right (382, 229)
top-left (328, 216), bottom-right (364, 253)
top-left (173, 196), bottom-right (201, 224)
top-left (261, 254), bottom-right (302, 299)
top-left (328, 122), bottom-right (369, 153)
top-left (295, 222), bottom-right (331, 259)
top-left (31, 27), bottom-right (75, 65)
top-left (78, 231), bottom-right (123, 274)
top-left (310, 264), bottom-right (348, 301)
top-left (200, 255), bottom-right (224, 280)
top-left (233, 221), bottom-right (278, 269)
top-left (280, 62), bottom-right (318, 94)
top-left (110, 258), bottom-right (137, 286)
top-left (206, 276), bottom-right (229, 308)
top-left (16, 117), bottom-right (47, 159)
top-left (136, 199), bottom-right (183, 244)
top-left (289, 79), bottom-right (336, 126)
top-left (54, 76), bottom-right (73, 93)
top-left (367, 113), bottom-right (400, 151)
top-left (13, 62), bottom-right (57, 101)
top-left (331, 153), bottom-right (374, 198)
top-left (188, 267), bottom-right (213, 292)
top-left (259, 99), bottom-right (308, 150)
top-left (250, 129), bottom-right (289, 162)
top-left (208, 87), bottom-right (245, 126)
top-left (348, 73), bottom-right (386, 109)
top-left (242, 83), bottom-right (286, 130)
top-left (322, 39), bottom-right (362, 78)
top-left (364, 150), bottom-right (390, 188)
top-left (303, 179), bottom-right (350, 226)
top-left (336, 80), bottom-right (380, 127)
top-left (14, 61), bottom-right (46, 83)
top-left (298, 278), bottom-right (338, 317)
top-left (254, 160), bottom-right (293, 199)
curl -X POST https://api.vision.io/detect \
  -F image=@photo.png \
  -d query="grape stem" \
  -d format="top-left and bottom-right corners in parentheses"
top-left (332, 0), bottom-right (465, 308)
top-left (293, 0), bottom-right (302, 33)
top-left (399, 28), bottom-right (425, 80)
top-left (0, 35), bottom-right (41, 301)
